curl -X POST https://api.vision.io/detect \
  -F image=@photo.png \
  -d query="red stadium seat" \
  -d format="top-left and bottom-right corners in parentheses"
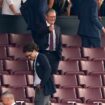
top-left (7, 46), bottom-right (26, 60)
top-left (80, 60), bottom-right (105, 74)
top-left (77, 88), bottom-right (103, 103)
top-left (0, 46), bottom-right (7, 60)
top-left (82, 48), bottom-right (105, 60)
top-left (62, 47), bottom-right (81, 60)
top-left (26, 87), bottom-right (35, 101)
top-left (4, 60), bottom-right (30, 74)
top-left (62, 35), bottom-right (81, 47)
top-left (53, 88), bottom-right (81, 103)
top-left (78, 74), bottom-right (103, 87)
top-left (54, 74), bottom-right (78, 88)
top-left (2, 75), bottom-right (27, 87)
top-left (58, 61), bottom-right (83, 74)
top-left (0, 33), bottom-right (9, 46)
top-left (9, 34), bottom-right (33, 47)
top-left (26, 75), bottom-right (34, 86)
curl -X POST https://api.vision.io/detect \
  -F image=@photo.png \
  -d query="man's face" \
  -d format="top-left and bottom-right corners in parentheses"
top-left (1, 97), bottom-right (13, 105)
top-left (46, 11), bottom-right (56, 25)
top-left (97, 0), bottom-right (103, 7)
top-left (24, 51), bottom-right (36, 61)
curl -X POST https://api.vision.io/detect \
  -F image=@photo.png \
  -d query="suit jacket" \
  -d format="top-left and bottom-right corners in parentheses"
top-left (32, 25), bottom-right (62, 61)
top-left (34, 53), bottom-right (56, 95)
top-left (20, 0), bottom-right (48, 31)
top-left (78, 0), bottom-right (103, 38)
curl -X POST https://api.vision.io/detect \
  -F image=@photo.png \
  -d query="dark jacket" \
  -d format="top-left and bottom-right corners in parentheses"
top-left (32, 25), bottom-right (62, 61)
top-left (78, 0), bottom-right (103, 38)
top-left (34, 53), bottom-right (56, 95)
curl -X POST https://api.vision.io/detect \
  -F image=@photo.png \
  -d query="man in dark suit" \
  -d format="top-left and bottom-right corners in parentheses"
top-left (1, 91), bottom-right (16, 105)
top-left (78, 0), bottom-right (105, 47)
top-left (23, 43), bottom-right (56, 105)
top-left (32, 9), bottom-right (62, 74)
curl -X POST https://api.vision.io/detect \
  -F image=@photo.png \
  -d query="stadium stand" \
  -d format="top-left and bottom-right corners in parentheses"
top-left (1, 33), bottom-right (105, 105)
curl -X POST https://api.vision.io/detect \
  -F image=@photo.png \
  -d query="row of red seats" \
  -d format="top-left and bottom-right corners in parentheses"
top-left (1, 46), bottom-right (105, 61)
top-left (1, 74), bottom-right (105, 88)
top-left (0, 33), bottom-right (105, 47)
top-left (1, 60), bottom-right (105, 75)
top-left (1, 86), bottom-right (105, 103)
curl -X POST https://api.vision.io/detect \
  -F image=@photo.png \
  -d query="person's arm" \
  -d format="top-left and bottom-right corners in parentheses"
top-left (39, 54), bottom-right (52, 87)
top-left (90, 0), bottom-right (103, 30)
top-left (6, 0), bottom-right (20, 15)
top-left (48, 0), bottom-right (54, 9)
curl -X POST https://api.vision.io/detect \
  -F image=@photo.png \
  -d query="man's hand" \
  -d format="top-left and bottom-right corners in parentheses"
top-left (36, 84), bottom-right (41, 90)
top-left (102, 27), bottom-right (105, 34)
top-left (49, 25), bottom-right (54, 32)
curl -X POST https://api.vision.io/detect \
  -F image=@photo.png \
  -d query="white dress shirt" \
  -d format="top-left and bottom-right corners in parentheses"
top-left (11, 102), bottom-right (16, 105)
top-left (33, 54), bottom-right (41, 86)
top-left (2, 0), bottom-right (26, 15)
top-left (46, 21), bottom-right (56, 51)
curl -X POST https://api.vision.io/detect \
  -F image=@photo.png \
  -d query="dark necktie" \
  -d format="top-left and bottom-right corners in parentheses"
top-left (49, 31), bottom-right (54, 51)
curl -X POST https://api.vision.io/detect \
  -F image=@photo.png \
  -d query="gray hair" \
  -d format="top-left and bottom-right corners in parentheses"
top-left (46, 8), bottom-right (56, 15)
top-left (1, 91), bottom-right (15, 99)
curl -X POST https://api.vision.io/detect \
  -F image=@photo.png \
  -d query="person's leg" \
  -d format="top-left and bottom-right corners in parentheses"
top-left (34, 88), bottom-right (44, 105)
top-left (43, 95), bottom-right (50, 105)
top-left (35, 88), bottom-right (50, 105)
top-left (81, 36), bottom-right (91, 47)
top-left (42, 52), bottom-right (59, 74)
top-left (90, 37), bottom-right (101, 48)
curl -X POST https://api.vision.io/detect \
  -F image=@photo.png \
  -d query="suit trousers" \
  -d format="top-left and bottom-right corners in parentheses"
top-left (81, 36), bottom-right (101, 48)
top-left (35, 88), bottom-right (50, 105)
top-left (41, 51), bottom-right (60, 74)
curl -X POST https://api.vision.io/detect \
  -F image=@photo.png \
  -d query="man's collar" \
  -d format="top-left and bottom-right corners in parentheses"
top-left (46, 21), bottom-right (50, 26)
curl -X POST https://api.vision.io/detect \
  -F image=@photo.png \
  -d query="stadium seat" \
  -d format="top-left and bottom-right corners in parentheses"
top-left (26, 75), bottom-right (34, 86)
top-left (53, 88), bottom-right (81, 103)
top-left (77, 88), bottom-right (103, 103)
top-left (9, 34), bottom-right (33, 47)
top-left (102, 75), bottom-right (105, 86)
top-left (0, 33), bottom-right (9, 46)
top-left (1, 87), bottom-right (28, 101)
top-left (75, 103), bottom-right (98, 105)
top-left (82, 48), bottom-right (105, 60)
top-left (26, 87), bottom-right (35, 101)
top-left (51, 103), bottom-right (72, 105)
top-left (62, 35), bottom-right (81, 47)
top-left (24, 103), bottom-right (34, 105)
top-left (0, 60), bottom-right (4, 74)
top-left (7, 46), bottom-right (26, 60)
top-left (101, 87), bottom-right (105, 99)
top-left (78, 74), bottom-right (103, 87)
top-left (80, 60), bottom-right (105, 74)
top-left (4, 60), bottom-right (30, 74)
top-left (62, 47), bottom-right (81, 60)
top-left (58, 61), bottom-right (83, 74)
top-left (2, 75), bottom-right (27, 87)
top-left (54, 74), bottom-right (78, 88)
top-left (0, 46), bottom-right (7, 59)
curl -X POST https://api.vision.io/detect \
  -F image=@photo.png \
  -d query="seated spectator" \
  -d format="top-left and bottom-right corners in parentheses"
top-left (2, 0), bottom-right (26, 15)
top-left (1, 91), bottom-right (16, 105)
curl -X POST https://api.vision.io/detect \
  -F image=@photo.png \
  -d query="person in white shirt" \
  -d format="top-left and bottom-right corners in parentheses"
top-left (1, 91), bottom-right (16, 105)
top-left (2, 0), bottom-right (26, 15)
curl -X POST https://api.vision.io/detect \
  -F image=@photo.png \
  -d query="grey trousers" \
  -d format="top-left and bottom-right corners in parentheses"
top-left (34, 88), bottom-right (51, 105)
